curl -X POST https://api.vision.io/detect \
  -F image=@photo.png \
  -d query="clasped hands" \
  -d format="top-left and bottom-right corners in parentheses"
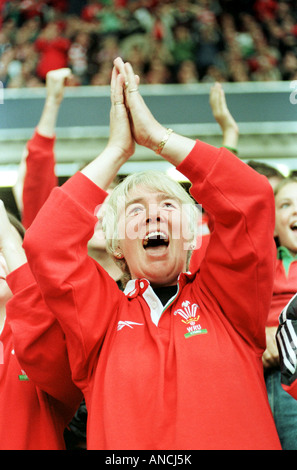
top-left (107, 57), bottom-right (166, 162)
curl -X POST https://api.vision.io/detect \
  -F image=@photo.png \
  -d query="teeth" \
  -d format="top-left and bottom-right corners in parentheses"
top-left (145, 231), bottom-right (167, 240)
top-left (291, 222), bottom-right (297, 230)
top-left (143, 231), bottom-right (169, 247)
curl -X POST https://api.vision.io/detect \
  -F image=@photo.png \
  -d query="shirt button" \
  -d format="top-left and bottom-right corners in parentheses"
top-left (152, 301), bottom-right (157, 309)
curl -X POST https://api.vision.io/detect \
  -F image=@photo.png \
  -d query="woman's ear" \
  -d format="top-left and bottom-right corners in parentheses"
top-left (114, 249), bottom-right (124, 260)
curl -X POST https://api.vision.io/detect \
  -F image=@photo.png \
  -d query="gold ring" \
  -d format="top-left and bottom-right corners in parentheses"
top-left (128, 88), bottom-right (138, 93)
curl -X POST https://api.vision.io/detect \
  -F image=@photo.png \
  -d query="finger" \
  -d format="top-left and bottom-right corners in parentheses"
top-left (114, 57), bottom-right (127, 87)
top-left (209, 82), bottom-right (220, 104)
top-left (57, 68), bottom-right (72, 79)
top-left (124, 62), bottom-right (139, 94)
top-left (112, 73), bottom-right (125, 107)
top-left (110, 66), bottom-right (118, 102)
top-left (47, 68), bottom-right (72, 82)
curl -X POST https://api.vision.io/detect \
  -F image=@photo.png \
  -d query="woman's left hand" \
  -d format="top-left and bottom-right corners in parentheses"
top-left (107, 64), bottom-right (136, 162)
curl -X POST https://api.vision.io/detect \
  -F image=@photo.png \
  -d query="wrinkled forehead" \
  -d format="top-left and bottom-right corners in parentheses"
top-left (125, 186), bottom-right (178, 205)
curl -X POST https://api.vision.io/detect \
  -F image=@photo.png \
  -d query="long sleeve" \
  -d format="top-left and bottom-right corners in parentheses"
top-left (22, 141), bottom-right (280, 450)
top-left (22, 130), bottom-right (58, 229)
top-left (23, 171), bottom-right (125, 387)
top-left (177, 140), bottom-right (275, 350)
top-left (6, 262), bottom-right (82, 416)
top-left (23, 141), bottom-right (275, 388)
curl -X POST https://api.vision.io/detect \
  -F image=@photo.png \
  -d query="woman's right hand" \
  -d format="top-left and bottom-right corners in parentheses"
top-left (107, 64), bottom-right (135, 162)
top-left (113, 57), bottom-right (166, 152)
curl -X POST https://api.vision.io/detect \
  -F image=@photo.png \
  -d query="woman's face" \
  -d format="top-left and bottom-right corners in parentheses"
top-left (116, 185), bottom-right (193, 287)
top-left (275, 181), bottom-right (297, 254)
top-left (0, 253), bottom-right (12, 304)
top-left (87, 191), bottom-right (113, 252)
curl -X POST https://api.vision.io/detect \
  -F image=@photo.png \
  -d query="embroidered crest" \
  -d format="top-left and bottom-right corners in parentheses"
top-left (174, 301), bottom-right (208, 339)
top-left (18, 369), bottom-right (29, 381)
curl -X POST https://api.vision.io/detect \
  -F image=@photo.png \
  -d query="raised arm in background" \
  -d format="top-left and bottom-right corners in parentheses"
top-left (12, 68), bottom-right (71, 228)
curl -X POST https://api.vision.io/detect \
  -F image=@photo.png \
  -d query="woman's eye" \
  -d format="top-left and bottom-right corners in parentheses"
top-left (280, 202), bottom-right (290, 209)
top-left (163, 201), bottom-right (177, 209)
top-left (127, 206), bottom-right (144, 216)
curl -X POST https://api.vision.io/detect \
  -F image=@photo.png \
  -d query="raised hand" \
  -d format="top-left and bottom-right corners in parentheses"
top-left (107, 64), bottom-right (135, 161)
top-left (37, 68), bottom-right (72, 138)
top-left (209, 82), bottom-right (239, 151)
top-left (80, 63), bottom-right (136, 189)
top-left (113, 57), bottom-right (165, 151)
top-left (45, 68), bottom-right (72, 105)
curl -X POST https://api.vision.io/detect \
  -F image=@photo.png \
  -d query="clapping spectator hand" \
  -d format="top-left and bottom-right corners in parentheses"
top-left (45, 67), bottom-right (72, 106)
top-left (209, 82), bottom-right (239, 152)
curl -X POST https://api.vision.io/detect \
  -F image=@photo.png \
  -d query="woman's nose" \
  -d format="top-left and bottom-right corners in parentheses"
top-left (145, 203), bottom-right (161, 224)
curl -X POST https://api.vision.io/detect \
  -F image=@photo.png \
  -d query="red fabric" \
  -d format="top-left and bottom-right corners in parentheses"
top-left (35, 37), bottom-right (70, 80)
top-left (0, 263), bottom-right (82, 449)
top-left (24, 143), bottom-right (280, 449)
top-left (267, 256), bottom-right (297, 327)
top-left (22, 130), bottom-right (58, 229)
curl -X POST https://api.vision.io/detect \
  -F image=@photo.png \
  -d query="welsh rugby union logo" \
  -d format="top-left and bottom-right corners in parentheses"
top-left (174, 300), bottom-right (208, 338)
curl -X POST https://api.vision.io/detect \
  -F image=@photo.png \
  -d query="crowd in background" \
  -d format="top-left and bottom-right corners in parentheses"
top-left (0, 0), bottom-right (297, 88)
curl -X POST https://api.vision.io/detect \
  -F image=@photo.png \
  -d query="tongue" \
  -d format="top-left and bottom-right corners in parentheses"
top-left (146, 244), bottom-right (166, 250)
top-left (145, 242), bottom-right (168, 254)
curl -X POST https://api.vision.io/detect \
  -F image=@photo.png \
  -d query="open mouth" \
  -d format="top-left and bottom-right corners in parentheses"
top-left (143, 231), bottom-right (169, 250)
top-left (290, 222), bottom-right (297, 231)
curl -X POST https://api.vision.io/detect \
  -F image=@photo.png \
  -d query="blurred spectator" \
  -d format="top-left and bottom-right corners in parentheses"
top-left (35, 22), bottom-right (71, 81)
top-left (253, 0), bottom-right (278, 22)
top-left (176, 59), bottom-right (199, 83)
top-left (1, 0), bottom-right (297, 87)
top-left (68, 31), bottom-right (90, 84)
top-left (201, 64), bottom-right (228, 82)
top-left (170, 24), bottom-right (196, 67)
top-left (80, 0), bottom-right (102, 23)
top-left (281, 51), bottom-right (297, 81)
top-left (145, 58), bottom-right (172, 84)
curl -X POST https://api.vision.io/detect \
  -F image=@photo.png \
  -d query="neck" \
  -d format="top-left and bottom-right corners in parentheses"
top-left (88, 248), bottom-right (123, 281)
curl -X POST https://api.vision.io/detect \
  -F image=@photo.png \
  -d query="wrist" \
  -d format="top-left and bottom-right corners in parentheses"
top-left (81, 146), bottom-right (128, 190)
top-left (153, 128), bottom-right (173, 155)
top-left (223, 145), bottom-right (238, 155)
top-left (44, 96), bottom-right (61, 109)
top-left (146, 125), bottom-right (168, 152)
top-left (222, 127), bottom-right (239, 152)
top-left (222, 122), bottom-right (239, 137)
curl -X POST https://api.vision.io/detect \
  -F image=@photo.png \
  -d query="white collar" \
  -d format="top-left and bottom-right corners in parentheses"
top-left (124, 279), bottom-right (179, 326)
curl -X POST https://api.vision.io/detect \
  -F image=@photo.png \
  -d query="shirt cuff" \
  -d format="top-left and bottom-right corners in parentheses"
top-left (176, 140), bottom-right (220, 184)
top-left (61, 171), bottom-right (109, 213)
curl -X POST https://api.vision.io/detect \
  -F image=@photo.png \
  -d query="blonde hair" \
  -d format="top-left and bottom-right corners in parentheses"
top-left (102, 170), bottom-right (200, 284)
top-left (274, 176), bottom-right (297, 196)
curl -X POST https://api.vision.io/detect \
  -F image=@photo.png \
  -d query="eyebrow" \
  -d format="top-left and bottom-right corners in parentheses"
top-left (125, 193), bottom-right (178, 209)
top-left (277, 196), bottom-right (293, 202)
